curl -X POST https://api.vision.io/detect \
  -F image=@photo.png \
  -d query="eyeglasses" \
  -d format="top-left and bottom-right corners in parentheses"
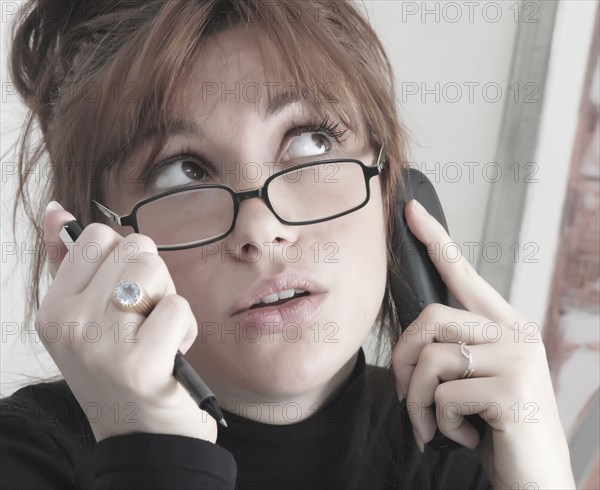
top-left (92, 148), bottom-right (384, 251)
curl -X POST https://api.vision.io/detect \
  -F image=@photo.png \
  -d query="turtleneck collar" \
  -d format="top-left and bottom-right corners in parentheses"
top-left (215, 348), bottom-right (370, 487)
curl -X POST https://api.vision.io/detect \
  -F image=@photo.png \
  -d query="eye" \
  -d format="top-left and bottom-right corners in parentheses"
top-left (145, 153), bottom-right (214, 192)
top-left (284, 132), bottom-right (331, 160)
top-left (282, 116), bottom-right (348, 162)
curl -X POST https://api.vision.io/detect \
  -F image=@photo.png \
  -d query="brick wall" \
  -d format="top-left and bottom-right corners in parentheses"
top-left (544, 10), bottom-right (599, 489)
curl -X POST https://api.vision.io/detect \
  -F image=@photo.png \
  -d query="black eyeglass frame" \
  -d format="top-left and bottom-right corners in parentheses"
top-left (93, 148), bottom-right (384, 251)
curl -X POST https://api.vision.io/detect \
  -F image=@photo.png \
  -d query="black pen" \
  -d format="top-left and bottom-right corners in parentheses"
top-left (59, 219), bottom-right (228, 428)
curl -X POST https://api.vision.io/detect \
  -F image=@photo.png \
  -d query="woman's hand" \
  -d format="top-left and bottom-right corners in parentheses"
top-left (391, 199), bottom-right (576, 489)
top-left (39, 203), bottom-right (217, 444)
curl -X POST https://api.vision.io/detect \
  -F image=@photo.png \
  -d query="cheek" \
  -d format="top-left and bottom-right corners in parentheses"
top-left (159, 252), bottom-right (217, 311)
top-left (345, 183), bottom-right (387, 275)
top-left (346, 211), bottom-right (386, 272)
top-left (329, 188), bottom-right (388, 331)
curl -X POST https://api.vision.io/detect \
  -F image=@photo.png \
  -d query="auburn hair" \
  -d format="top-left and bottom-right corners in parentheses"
top-left (9, 0), bottom-right (409, 378)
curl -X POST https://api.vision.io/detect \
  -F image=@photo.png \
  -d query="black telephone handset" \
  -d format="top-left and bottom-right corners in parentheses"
top-left (390, 167), bottom-right (486, 451)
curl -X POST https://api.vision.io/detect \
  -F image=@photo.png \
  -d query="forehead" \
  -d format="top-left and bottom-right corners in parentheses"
top-left (181, 26), bottom-right (320, 121)
top-left (192, 27), bottom-right (270, 83)
top-left (103, 25), bottom-right (365, 186)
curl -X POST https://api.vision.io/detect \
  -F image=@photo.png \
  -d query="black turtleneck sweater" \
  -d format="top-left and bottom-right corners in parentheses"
top-left (0, 348), bottom-right (491, 489)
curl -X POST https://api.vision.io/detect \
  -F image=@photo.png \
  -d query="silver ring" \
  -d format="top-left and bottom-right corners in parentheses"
top-left (459, 341), bottom-right (475, 379)
top-left (111, 280), bottom-right (154, 317)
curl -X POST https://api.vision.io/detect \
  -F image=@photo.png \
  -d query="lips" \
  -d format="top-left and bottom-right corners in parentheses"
top-left (248, 290), bottom-right (311, 309)
top-left (229, 272), bottom-right (329, 333)
top-left (230, 271), bottom-right (328, 316)
top-left (231, 292), bottom-right (327, 333)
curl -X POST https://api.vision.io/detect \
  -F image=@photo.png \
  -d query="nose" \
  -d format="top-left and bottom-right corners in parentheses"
top-left (222, 192), bottom-right (300, 262)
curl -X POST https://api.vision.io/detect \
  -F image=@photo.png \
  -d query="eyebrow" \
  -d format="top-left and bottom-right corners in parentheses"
top-left (264, 89), bottom-right (304, 119)
top-left (168, 118), bottom-right (202, 137)
top-left (138, 90), bottom-right (307, 146)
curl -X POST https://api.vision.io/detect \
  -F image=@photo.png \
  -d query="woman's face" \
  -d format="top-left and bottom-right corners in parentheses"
top-left (103, 26), bottom-right (388, 408)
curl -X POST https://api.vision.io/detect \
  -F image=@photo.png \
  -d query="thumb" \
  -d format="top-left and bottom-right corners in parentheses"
top-left (44, 201), bottom-right (77, 280)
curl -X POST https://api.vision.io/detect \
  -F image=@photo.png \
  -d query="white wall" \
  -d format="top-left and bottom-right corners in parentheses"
top-left (365, 1), bottom-right (518, 248)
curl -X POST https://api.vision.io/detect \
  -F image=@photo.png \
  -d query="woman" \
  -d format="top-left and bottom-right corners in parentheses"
top-left (1, 1), bottom-right (575, 488)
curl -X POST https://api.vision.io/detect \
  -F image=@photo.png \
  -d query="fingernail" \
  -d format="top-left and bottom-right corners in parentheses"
top-left (45, 201), bottom-right (64, 214)
top-left (412, 427), bottom-right (425, 454)
top-left (411, 199), bottom-right (427, 216)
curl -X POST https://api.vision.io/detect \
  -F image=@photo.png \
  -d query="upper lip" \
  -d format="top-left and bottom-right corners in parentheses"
top-left (231, 271), bottom-right (328, 315)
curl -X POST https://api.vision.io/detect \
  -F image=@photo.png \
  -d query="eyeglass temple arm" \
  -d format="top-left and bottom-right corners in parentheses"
top-left (92, 200), bottom-right (123, 225)
top-left (375, 144), bottom-right (385, 171)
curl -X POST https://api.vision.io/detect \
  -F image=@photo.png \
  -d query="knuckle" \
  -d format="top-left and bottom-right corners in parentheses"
top-left (135, 251), bottom-right (166, 272)
top-left (81, 222), bottom-right (117, 245)
top-left (124, 233), bottom-right (158, 254)
top-left (162, 294), bottom-right (191, 314)
top-left (434, 382), bottom-right (451, 405)
top-left (78, 223), bottom-right (121, 257)
top-left (81, 222), bottom-right (109, 239)
top-left (420, 302), bottom-right (446, 322)
top-left (420, 342), bottom-right (443, 363)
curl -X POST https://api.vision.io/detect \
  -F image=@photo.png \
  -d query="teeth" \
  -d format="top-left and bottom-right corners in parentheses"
top-left (278, 289), bottom-right (295, 300)
top-left (260, 292), bottom-right (280, 304)
top-left (255, 288), bottom-right (307, 305)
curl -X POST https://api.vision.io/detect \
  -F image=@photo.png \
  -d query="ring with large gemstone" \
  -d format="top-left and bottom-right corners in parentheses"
top-left (111, 280), bottom-right (154, 316)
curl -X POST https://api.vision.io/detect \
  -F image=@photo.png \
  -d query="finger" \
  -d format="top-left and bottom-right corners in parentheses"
top-left (135, 295), bottom-right (197, 370)
top-left (85, 233), bottom-right (172, 307)
top-left (405, 199), bottom-right (517, 323)
top-left (43, 201), bottom-right (77, 280)
top-left (93, 249), bottom-right (177, 320)
top-left (399, 303), bottom-right (495, 346)
top-left (407, 342), bottom-right (494, 443)
top-left (392, 303), bottom-right (498, 396)
top-left (52, 222), bottom-right (124, 296)
top-left (48, 249), bottom-right (174, 356)
top-left (432, 378), bottom-right (498, 448)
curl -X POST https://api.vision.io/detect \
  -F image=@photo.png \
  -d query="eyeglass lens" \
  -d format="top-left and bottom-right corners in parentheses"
top-left (135, 161), bottom-right (367, 247)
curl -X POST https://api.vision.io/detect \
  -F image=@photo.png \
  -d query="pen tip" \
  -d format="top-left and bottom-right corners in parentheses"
top-left (219, 417), bottom-right (228, 428)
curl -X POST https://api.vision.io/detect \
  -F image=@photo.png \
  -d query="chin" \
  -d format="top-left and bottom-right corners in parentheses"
top-left (233, 338), bottom-right (355, 397)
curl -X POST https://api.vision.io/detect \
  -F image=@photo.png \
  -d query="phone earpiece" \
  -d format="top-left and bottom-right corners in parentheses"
top-left (390, 167), bottom-right (486, 452)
